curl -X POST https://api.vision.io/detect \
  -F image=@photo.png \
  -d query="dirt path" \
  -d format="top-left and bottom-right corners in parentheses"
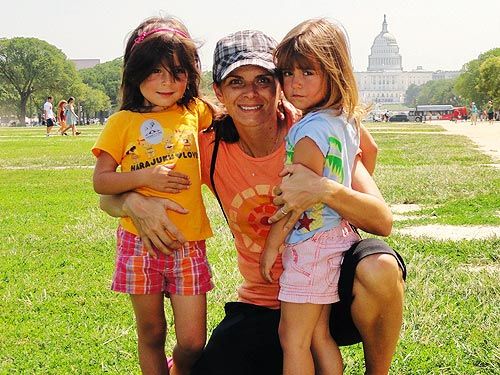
top-left (432, 120), bottom-right (499, 164)
top-left (391, 122), bottom-right (499, 241)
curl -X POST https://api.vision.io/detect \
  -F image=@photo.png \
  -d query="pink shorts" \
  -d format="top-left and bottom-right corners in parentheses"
top-left (111, 227), bottom-right (213, 296)
top-left (279, 221), bottom-right (360, 304)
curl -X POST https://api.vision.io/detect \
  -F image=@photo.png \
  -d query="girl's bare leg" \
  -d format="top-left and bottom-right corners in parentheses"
top-left (169, 294), bottom-right (207, 375)
top-left (130, 293), bottom-right (168, 375)
top-left (280, 302), bottom-right (323, 375)
top-left (312, 304), bottom-right (343, 375)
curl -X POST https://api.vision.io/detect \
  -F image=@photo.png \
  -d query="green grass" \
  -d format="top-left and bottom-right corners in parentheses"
top-left (1, 123), bottom-right (499, 374)
top-left (365, 123), bottom-right (500, 228)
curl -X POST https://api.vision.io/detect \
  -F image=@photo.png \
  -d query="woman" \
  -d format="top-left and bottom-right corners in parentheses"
top-left (101, 30), bottom-right (406, 375)
top-left (65, 96), bottom-right (81, 136)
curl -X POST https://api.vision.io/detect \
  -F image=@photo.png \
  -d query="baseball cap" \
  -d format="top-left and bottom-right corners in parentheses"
top-left (212, 30), bottom-right (277, 83)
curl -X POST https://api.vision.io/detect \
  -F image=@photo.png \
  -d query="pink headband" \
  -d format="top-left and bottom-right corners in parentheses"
top-left (133, 27), bottom-right (189, 47)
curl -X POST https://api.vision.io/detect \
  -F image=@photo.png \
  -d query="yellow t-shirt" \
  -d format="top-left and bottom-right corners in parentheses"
top-left (92, 99), bottom-right (213, 241)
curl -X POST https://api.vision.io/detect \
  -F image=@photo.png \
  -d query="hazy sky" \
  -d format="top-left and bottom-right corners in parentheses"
top-left (2, 0), bottom-right (499, 72)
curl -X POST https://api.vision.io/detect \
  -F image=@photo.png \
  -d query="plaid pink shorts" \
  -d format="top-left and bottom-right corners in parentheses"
top-left (279, 221), bottom-right (360, 304)
top-left (111, 226), bottom-right (213, 295)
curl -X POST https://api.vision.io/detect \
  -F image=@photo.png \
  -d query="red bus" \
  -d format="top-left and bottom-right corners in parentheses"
top-left (450, 106), bottom-right (468, 121)
top-left (408, 105), bottom-right (467, 122)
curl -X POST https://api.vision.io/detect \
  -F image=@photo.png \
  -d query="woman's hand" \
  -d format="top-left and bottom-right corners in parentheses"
top-left (142, 164), bottom-right (191, 193)
top-left (268, 164), bottom-right (331, 231)
top-left (121, 193), bottom-right (189, 257)
top-left (269, 161), bottom-right (392, 236)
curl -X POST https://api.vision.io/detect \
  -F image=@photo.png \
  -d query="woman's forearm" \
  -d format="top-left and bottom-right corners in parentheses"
top-left (318, 177), bottom-right (392, 236)
top-left (99, 193), bottom-right (129, 217)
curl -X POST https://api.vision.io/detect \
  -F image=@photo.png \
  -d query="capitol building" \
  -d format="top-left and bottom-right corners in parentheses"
top-left (354, 15), bottom-right (460, 104)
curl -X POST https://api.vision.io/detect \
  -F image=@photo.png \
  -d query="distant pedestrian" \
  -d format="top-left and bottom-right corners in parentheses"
top-left (479, 109), bottom-right (486, 121)
top-left (470, 102), bottom-right (479, 125)
top-left (452, 107), bottom-right (460, 123)
top-left (43, 96), bottom-right (56, 137)
top-left (65, 97), bottom-right (81, 136)
top-left (56, 100), bottom-right (69, 135)
top-left (487, 100), bottom-right (494, 125)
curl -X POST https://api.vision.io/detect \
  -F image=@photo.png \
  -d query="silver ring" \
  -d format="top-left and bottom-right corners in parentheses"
top-left (280, 207), bottom-right (288, 215)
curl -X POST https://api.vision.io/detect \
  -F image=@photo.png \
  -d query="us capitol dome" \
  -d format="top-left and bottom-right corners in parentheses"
top-left (355, 15), bottom-right (460, 104)
top-left (367, 15), bottom-right (402, 71)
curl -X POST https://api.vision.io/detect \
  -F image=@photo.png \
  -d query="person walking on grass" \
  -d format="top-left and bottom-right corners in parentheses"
top-left (65, 97), bottom-right (81, 135)
top-left (56, 100), bottom-right (69, 135)
top-left (43, 96), bottom-right (56, 137)
top-left (92, 16), bottom-right (216, 375)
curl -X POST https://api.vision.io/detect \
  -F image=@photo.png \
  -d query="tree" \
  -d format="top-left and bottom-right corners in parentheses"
top-left (404, 84), bottom-right (421, 107)
top-left (455, 48), bottom-right (500, 108)
top-left (200, 70), bottom-right (215, 100)
top-left (79, 58), bottom-right (122, 109)
top-left (412, 79), bottom-right (457, 105)
top-left (477, 56), bottom-right (500, 108)
top-left (0, 83), bottom-right (17, 117)
top-left (79, 84), bottom-right (111, 123)
top-left (0, 37), bottom-right (82, 125)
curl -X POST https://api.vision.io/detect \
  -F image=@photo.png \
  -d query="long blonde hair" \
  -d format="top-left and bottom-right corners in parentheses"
top-left (275, 18), bottom-right (366, 124)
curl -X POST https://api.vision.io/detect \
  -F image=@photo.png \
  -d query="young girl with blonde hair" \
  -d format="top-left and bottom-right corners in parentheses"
top-left (92, 16), bottom-right (214, 375)
top-left (65, 97), bottom-right (81, 135)
top-left (260, 18), bottom-right (369, 375)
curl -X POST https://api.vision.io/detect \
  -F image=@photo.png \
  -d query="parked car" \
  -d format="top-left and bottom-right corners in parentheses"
top-left (388, 114), bottom-right (409, 122)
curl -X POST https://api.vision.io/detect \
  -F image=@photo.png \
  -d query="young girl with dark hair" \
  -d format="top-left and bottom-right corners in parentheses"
top-left (92, 16), bottom-right (214, 375)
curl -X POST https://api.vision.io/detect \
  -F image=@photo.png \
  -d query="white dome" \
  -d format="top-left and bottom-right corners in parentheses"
top-left (374, 32), bottom-right (398, 46)
top-left (367, 15), bottom-right (402, 71)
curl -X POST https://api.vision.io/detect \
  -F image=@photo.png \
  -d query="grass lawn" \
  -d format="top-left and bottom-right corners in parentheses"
top-left (0, 123), bottom-right (498, 374)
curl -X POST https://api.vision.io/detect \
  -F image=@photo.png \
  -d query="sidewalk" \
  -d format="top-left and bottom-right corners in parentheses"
top-left (432, 120), bottom-right (500, 163)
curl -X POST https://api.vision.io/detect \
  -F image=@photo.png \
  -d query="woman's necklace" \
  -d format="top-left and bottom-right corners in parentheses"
top-left (238, 125), bottom-right (284, 158)
top-left (271, 125), bottom-right (284, 152)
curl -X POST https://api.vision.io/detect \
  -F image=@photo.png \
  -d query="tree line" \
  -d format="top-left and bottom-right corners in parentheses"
top-left (0, 37), bottom-right (114, 125)
top-left (1, 37), bottom-right (497, 125)
top-left (404, 48), bottom-right (499, 110)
